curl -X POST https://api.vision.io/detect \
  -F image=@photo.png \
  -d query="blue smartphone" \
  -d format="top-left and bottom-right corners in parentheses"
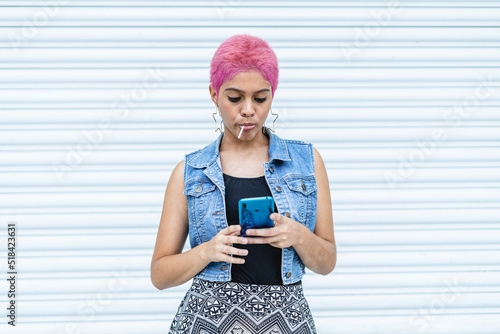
top-left (238, 196), bottom-right (275, 237)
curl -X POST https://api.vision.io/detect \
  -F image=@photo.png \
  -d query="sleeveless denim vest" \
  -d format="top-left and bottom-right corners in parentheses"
top-left (183, 127), bottom-right (318, 285)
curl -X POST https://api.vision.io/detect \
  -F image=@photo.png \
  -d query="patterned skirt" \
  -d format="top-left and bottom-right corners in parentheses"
top-left (168, 278), bottom-right (317, 334)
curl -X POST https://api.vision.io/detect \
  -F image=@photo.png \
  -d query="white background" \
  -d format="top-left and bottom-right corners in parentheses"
top-left (0, 1), bottom-right (500, 333)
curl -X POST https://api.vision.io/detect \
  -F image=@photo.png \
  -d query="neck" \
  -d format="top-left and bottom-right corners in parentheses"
top-left (219, 128), bottom-right (270, 154)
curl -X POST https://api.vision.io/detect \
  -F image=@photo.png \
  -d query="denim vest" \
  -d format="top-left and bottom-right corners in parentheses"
top-left (183, 127), bottom-right (318, 285)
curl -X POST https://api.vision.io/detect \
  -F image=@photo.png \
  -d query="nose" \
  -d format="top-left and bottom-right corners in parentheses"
top-left (241, 99), bottom-right (255, 118)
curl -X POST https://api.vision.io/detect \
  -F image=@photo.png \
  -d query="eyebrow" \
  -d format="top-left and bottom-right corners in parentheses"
top-left (224, 88), bottom-right (270, 94)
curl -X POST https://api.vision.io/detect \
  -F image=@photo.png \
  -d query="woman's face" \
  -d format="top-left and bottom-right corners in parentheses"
top-left (210, 70), bottom-right (272, 141)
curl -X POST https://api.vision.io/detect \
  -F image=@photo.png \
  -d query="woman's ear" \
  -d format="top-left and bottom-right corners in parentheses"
top-left (209, 85), bottom-right (218, 106)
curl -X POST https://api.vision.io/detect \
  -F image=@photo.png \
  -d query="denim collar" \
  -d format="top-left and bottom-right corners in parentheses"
top-left (187, 126), bottom-right (291, 168)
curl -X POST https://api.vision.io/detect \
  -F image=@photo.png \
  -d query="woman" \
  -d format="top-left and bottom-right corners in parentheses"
top-left (150, 34), bottom-right (337, 334)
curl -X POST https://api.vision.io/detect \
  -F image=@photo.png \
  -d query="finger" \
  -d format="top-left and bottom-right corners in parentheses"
top-left (246, 236), bottom-right (271, 244)
top-left (228, 230), bottom-right (241, 237)
top-left (226, 235), bottom-right (248, 245)
top-left (246, 227), bottom-right (275, 237)
top-left (245, 236), bottom-right (264, 244)
top-left (223, 245), bottom-right (248, 256)
top-left (222, 224), bottom-right (241, 235)
top-left (220, 254), bottom-right (245, 264)
top-left (216, 242), bottom-right (248, 256)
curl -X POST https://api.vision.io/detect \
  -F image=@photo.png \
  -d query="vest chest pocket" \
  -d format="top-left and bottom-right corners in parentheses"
top-left (183, 178), bottom-right (217, 223)
top-left (283, 174), bottom-right (318, 222)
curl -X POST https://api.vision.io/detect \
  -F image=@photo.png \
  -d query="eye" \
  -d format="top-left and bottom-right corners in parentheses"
top-left (228, 96), bottom-right (267, 103)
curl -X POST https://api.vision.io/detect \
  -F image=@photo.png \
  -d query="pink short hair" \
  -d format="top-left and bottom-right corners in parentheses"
top-left (210, 34), bottom-right (279, 100)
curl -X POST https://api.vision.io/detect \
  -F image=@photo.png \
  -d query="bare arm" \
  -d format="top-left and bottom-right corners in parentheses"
top-left (290, 147), bottom-right (337, 274)
top-left (150, 160), bottom-right (249, 290)
top-left (246, 147), bottom-right (337, 275)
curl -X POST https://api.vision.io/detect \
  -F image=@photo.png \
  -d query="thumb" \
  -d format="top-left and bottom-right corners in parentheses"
top-left (270, 213), bottom-right (283, 226)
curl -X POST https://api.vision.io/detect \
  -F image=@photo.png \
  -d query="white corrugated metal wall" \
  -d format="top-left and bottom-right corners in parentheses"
top-left (1, 1), bottom-right (499, 333)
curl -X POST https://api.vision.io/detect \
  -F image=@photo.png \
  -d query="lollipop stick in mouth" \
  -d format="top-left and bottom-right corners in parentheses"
top-left (238, 125), bottom-right (245, 139)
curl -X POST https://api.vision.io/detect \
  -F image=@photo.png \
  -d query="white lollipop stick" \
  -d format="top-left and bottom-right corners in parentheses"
top-left (238, 125), bottom-right (245, 138)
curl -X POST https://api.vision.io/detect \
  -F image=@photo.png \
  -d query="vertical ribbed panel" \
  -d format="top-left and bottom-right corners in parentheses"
top-left (1, 1), bottom-right (499, 333)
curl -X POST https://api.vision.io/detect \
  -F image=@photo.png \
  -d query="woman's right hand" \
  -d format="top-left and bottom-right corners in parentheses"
top-left (203, 224), bottom-right (248, 264)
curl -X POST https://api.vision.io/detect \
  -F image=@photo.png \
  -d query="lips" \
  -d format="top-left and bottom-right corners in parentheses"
top-left (238, 124), bottom-right (256, 130)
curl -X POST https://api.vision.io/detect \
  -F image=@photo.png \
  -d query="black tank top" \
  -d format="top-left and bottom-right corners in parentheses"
top-left (223, 173), bottom-right (283, 285)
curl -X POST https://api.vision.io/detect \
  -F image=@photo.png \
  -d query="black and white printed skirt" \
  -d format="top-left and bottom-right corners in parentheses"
top-left (168, 278), bottom-right (317, 334)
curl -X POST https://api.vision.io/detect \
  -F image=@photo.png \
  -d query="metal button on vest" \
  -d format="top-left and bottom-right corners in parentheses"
top-left (285, 212), bottom-right (291, 218)
top-left (286, 271), bottom-right (291, 278)
top-left (301, 179), bottom-right (306, 191)
top-left (276, 185), bottom-right (282, 192)
top-left (196, 185), bottom-right (202, 192)
top-left (269, 166), bottom-right (274, 173)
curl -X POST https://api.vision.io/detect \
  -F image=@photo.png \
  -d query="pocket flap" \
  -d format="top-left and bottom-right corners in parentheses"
top-left (284, 174), bottom-right (318, 195)
top-left (284, 174), bottom-right (317, 195)
top-left (183, 178), bottom-right (216, 197)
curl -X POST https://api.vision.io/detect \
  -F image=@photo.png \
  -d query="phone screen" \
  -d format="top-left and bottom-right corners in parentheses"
top-left (238, 196), bottom-right (275, 237)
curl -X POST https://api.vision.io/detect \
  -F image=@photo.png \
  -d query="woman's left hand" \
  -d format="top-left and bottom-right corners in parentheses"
top-left (245, 213), bottom-right (304, 248)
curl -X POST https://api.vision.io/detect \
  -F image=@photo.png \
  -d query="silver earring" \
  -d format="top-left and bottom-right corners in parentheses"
top-left (212, 107), bottom-right (224, 133)
top-left (263, 108), bottom-right (278, 133)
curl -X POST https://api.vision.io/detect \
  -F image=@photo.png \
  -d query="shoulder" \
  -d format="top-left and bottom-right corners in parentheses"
top-left (282, 136), bottom-right (310, 146)
top-left (282, 136), bottom-right (315, 161)
top-left (184, 136), bottom-right (220, 167)
top-left (185, 135), bottom-right (219, 158)
top-left (171, 159), bottom-right (185, 185)
top-left (184, 147), bottom-right (203, 163)
top-left (282, 136), bottom-right (313, 153)
top-left (282, 136), bottom-right (324, 173)
top-left (312, 147), bottom-right (323, 170)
